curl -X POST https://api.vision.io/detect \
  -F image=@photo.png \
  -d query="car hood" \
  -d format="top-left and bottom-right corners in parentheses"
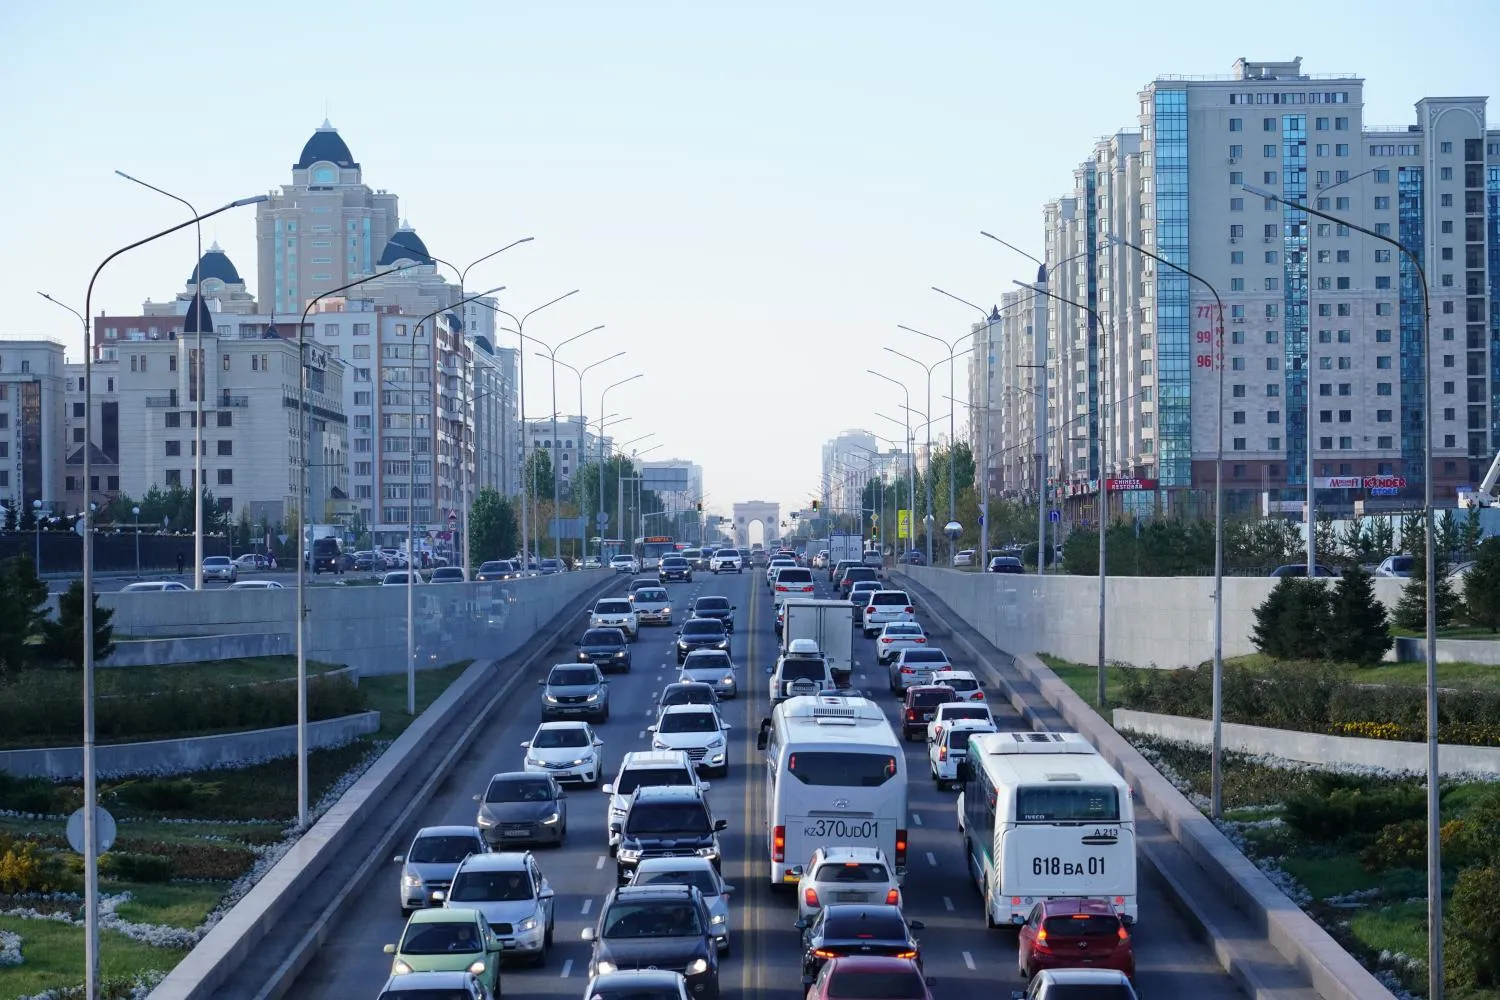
top-left (580, 644), bottom-right (628, 656)
top-left (633, 601), bottom-right (670, 611)
top-left (400, 950), bottom-right (488, 973)
top-left (653, 731), bottom-right (720, 750)
top-left (594, 612), bottom-right (635, 621)
top-left (621, 830), bottom-right (714, 851)
top-left (529, 745), bottom-right (596, 762)
top-left (447, 898), bottom-right (541, 926)
top-left (677, 634), bottom-right (724, 645)
top-left (547, 683), bottom-right (605, 697)
top-left (681, 668), bottom-right (732, 682)
top-left (405, 860), bottom-right (465, 882)
top-left (478, 801), bottom-right (559, 824)
top-left (693, 608), bottom-right (731, 618)
top-left (596, 936), bottom-right (709, 968)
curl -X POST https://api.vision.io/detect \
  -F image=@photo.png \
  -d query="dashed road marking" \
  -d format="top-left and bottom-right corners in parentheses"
top-left (912, 813), bottom-right (923, 827)
top-left (925, 851), bottom-right (937, 867)
top-left (638, 731), bottom-right (646, 739)
top-left (943, 896), bottom-right (955, 911)
top-left (962, 951), bottom-right (975, 970)
top-left (595, 855), bottom-right (606, 870)
top-left (581, 898), bottom-right (592, 914)
top-left (560, 958), bottom-right (574, 978)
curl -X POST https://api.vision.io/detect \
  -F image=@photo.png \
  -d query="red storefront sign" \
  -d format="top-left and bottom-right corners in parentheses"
top-left (1105, 478), bottom-right (1159, 492)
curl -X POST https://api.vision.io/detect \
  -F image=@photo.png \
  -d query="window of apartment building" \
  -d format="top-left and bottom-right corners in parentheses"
top-left (1264, 277), bottom-right (1279, 291)
top-left (1337, 409), bottom-right (1352, 422)
top-left (1233, 411), bottom-right (1246, 424)
top-left (1442, 301), bottom-right (1455, 314)
top-left (1375, 276), bottom-right (1392, 289)
top-left (1232, 438), bottom-right (1246, 451)
top-left (1266, 303), bottom-right (1279, 318)
top-left (1319, 409), bottom-right (1333, 423)
top-left (1440, 166), bottom-right (1454, 180)
top-left (1263, 144), bottom-right (1278, 157)
top-left (1266, 357), bottom-right (1280, 370)
top-left (1232, 384), bottom-right (1246, 398)
top-left (1320, 436), bottom-right (1334, 449)
top-left (1231, 328), bottom-right (1245, 343)
top-left (1443, 381), bottom-right (1456, 394)
top-left (1375, 222), bottom-right (1392, 236)
top-left (1231, 357), bottom-right (1246, 371)
top-left (1230, 250), bottom-right (1244, 264)
top-left (72, 427), bottom-right (84, 443)
top-left (1338, 384), bottom-right (1352, 396)
top-left (1442, 274), bottom-right (1455, 287)
top-left (1440, 141), bottom-right (1453, 154)
top-left (1230, 224), bottom-right (1245, 238)
top-left (1230, 304), bottom-right (1245, 319)
top-left (1229, 118), bottom-right (1243, 131)
top-left (1445, 435), bottom-right (1459, 448)
top-left (1317, 223), bottom-right (1332, 238)
top-left (1444, 354), bottom-right (1456, 367)
top-left (1266, 330), bottom-right (1279, 344)
top-left (354, 461), bottom-right (372, 476)
top-left (1318, 276), bottom-right (1332, 290)
top-left (1268, 437), bottom-right (1281, 450)
top-left (1375, 382), bottom-right (1392, 397)
top-left (1315, 170), bottom-right (1331, 185)
top-left (217, 469), bottom-right (233, 486)
top-left (1315, 144), bottom-right (1330, 157)
top-left (1267, 410), bottom-right (1281, 424)
top-left (1230, 197), bottom-right (1244, 212)
top-left (1260, 116), bottom-right (1275, 131)
top-left (353, 391), bottom-right (371, 405)
top-left (217, 440), bottom-right (232, 456)
top-left (168, 355), bottom-right (177, 372)
top-left (1230, 171), bottom-right (1244, 186)
top-left (1263, 171), bottom-right (1278, 184)
top-left (1335, 330), bottom-right (1350, 343)
top-left (1267, 383), bottom-right (1280, 397)
top-left (1230, 278), bottom-right (1245, 291)
top-left (352, 345), bottom-right (370, 359)
top-left (1314, 117), bottom-right (1329, 130)
top-left (1264, 224), bottom-right (1277, 238)
top-left (1376, 439), bottom-right (1393, 452)
top-left (165, 470), bottom-right (181, 486)
top-left (1334, 117), bottom-right (1348, 130)
top-left (1377, 356), bottom-right (1393, 369)
top-left (1264, 251), bottom-right (1278, 264)
top-left (354, 368), bottom-right (371, 382)
top-left (216, 412), bottom-right (231, 429)
top-left (1229, 144), bottom-right (1243, 158)
top-left (165, 440), bottom-right (181, 456)
top-left (1334, 144), bottom-right (1348, 157)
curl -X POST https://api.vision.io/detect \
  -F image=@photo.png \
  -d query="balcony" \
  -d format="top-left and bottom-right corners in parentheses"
top-left (144, 394), bottom-right (177, 408)
top-left (219, 393), bottom-right (249, 408)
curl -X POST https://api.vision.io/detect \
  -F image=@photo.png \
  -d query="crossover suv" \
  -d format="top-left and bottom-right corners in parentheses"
top-left (649, 703), bottom-right (731, 776)
top-left (659, 555), bottom-right (694, 583)
top-left (577, 628), bottom-right (633, 674)
top-left (582, 884), bottom-right (721, 1000)
top-left (768, 640), bottom-right (835, 707)
top-left (473, 772), bottom-right (567, 848)
top-left (900, 684), bottom-right (957, 741)
top-left (590, 598), bottom-right (640, 641)
top-left (675, 618), bottom-right (730, 664)
top-left (602, 750), bottom-right (708, 853)
top-left (860, 591), bottom-right (915, 637)
top-left (476, 560), bottom-right (521, 581)
top-left (794, 846), bottom-right (901, 921)
top-left (394, 825), bottom-right (488, 916)
top-left (613, 785), bottom-right (727, 884)
top-left (929, 719), bottom-right (996, 788)
top-left (444, 850), bottom-right (556, 966)
top-left (585, 971), bottom-right (689, 1000)
top-left (770, 567), bottom-right (816, 606)
top-left (539, 663), bottom-right (609, 723)
top-left (708, 549), bottom-right (742, 574)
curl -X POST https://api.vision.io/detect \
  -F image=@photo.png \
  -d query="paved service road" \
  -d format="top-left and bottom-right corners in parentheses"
top-left (283, 565), bottom-right (1242, 1000)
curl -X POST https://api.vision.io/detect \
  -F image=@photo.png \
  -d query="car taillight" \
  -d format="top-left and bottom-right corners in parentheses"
top-left (866, 607), bottom-right (876, 615)
top-left (801, 586), bottom-right (812, 592)
top-left (914, 637), bottom-right (926, 643)
top-left (885, 888), bottom-right (900, 905)
top-left (813, 948), bottom-right (839, 960)
top-left (899, 666), bottom-right (913, 674)
top-left (880, 637), bottom-right (893, 643)
top-left (972, 691), bottom-right (985, 701)
top-left (804, 887), bottom-right (820, 908)
top-left (905, 708), bottom-right (917, 720)
top-left (775, 585), bottom-right (787, 592)
top-left (894, 949), bottom-right (918, 960)
top-left (938, 744), bottom-right (948, 761)
top-left (1034, 928), bottom-right (1051, 952)
top-left (1118, 924), bottom-right (1130, 941)
top-left (904, 606), bottom-right (914, 614)
top-left (773, 826), bottom-right (785, 862)
top-left (895, 829), bottom-right (907, 869)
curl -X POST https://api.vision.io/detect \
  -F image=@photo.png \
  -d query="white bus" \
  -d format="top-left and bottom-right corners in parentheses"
top-left (756, 695), bottom-right (907, 888)
top-left (957, 731), bottom-right (1137, 927)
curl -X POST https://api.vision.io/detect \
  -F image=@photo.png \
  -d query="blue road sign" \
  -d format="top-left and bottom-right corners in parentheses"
top-left (1048, 509), bottom-right (1061, 523)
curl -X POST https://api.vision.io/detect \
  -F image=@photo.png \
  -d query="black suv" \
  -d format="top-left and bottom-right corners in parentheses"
top-left (687, 596), bottom-right (735, 633)
top-left (612, 785), bottom-right (727, 884)
top-left (583, 884), bottom-right (720, 1000)
top-left (675, 618), bottom-right (729, 664)
top-left (578, 628), bottom-right (633, 674)
top-left (659, 556), bottom-right (693, 583)
top-left (539, 663), bottom-right (609, 723)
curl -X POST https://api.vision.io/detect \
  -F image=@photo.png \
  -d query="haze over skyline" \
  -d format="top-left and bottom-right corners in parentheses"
top-left (4, 0), bottom-right (1499, 518)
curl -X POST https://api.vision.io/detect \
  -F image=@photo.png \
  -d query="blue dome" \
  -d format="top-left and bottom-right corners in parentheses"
top-left (183, 293), bottom-right (214, 335)
top-left (295, 120), bottom-right (358, 170)
top-left (188, 242), bottom-right (242, 287)
top-left (378, 227), bottom-right (434, 267)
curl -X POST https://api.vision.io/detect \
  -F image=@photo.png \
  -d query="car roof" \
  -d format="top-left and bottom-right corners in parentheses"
top-left (870, 590), bottom-right (909, 597)
top-left (897, 647), bottom-right (948, 658)
top-left (589, 970), bottom-right (686, 989)
top-left (582, 628), bottom-right (626, 641)
top-left (882, 622), bottom-right (923, 631)
top-left (662, 681), bottom-right (716, 693)
top-left (619, 749), bottom-right (694, 768)
top-left (811, 845), bottom-right (888, 864)
top-left (819, 903), bottom-right (906, 921)
top-left (203, 556), bottom-right (231, 563)
top-left (634, 855), bottom-right (716, 873)
top-left (454, 851), bottom-right (532, 873)
top-left (536, 720), bottom-right (591, 732)
top-left (659, 702), bottom-right (718, 717)
top-left (551, 662), bottom-right (600, 672)
top-left (414, 825), bottom-right (484, 840)
top-left (630, 784), bottom-right (707, 803)
top-left (1037, 896), bottom-right (1123, 918)
top-left (682, 616), bottom-right (723, 627)
top-left (610, 882), bottom-right (702, 903)
top-left (906, 684), bottom-right (956, 697)
top-left (1034, 968), bottom-right (1133, 984)
top-left (823, 955), bottom-right (923, 974)
top-left (407, 906), bottom-right (483, 925)
top-left (381, 970), bottom-right (484, 989)
top-left (932, 669), bottom-right (975, 679)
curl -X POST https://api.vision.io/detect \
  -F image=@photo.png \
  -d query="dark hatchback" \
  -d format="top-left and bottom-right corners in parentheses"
top-left (583, 885), bottom-right (720, 1000)
top-left (659, 556), bottom-right (694, 583)
top-left (578, 628), bottom-right (633, 673)
top-left (901, 684), bottom-right (957, 741)
top-left (797, 904), bottom-right (924, 986)
top-left (688, 596), bottom-right (736, 632)
top-left (675, 618), bottom-right (730, 664)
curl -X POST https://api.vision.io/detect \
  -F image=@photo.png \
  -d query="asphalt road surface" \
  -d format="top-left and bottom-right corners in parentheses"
top-left (284, 565), bottom-right (1242, 1000)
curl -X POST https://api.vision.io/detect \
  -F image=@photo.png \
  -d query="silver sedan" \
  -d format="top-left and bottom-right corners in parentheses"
top-left (678, 650), bottom-right (738, 699)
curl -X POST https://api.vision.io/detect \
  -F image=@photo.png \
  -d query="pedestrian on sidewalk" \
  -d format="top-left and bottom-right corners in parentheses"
top-left (176, 551), bottom-right (185, 575)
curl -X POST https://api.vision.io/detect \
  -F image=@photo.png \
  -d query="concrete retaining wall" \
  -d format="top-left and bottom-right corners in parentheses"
top-left (1393, 634), bottom-right (1500, 665)
top-left (899, 566), bottom-right (1406, 669)
top-left (102, 571), bottom-right (607, 674)
top-left (1113, 708), bottom-right (1500, 775)
top-left (0, 711), bottom-right (381, 779)
top-left (105, 632), bottom-right (293, 667)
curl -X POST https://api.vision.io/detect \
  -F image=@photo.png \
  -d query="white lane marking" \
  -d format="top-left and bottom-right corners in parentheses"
top-left (561, 958), bottom-right (574, 978)
top-left (943, 896), bottom-right (955, 912)
top-left (925, 851), bottom-right (937, 867)
top-left (581, 898), bottom-right (593, 915)
top-left (912, 813), bottom-right (923, 827)
top-left (639, 731), bottom-right (646, 739)
top-left (962, 951), bottom-right (976, 970)
top-left (595, 855), bottom-right (606, 870)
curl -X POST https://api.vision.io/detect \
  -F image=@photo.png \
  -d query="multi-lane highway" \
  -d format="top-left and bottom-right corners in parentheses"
top-left (285, 563), bottom-right (1241, 999)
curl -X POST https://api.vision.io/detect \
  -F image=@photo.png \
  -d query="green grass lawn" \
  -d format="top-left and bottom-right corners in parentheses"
top-left (1222, 652), bottom-right (1500, 691)
top-left (361, 660), bottom-right (475, 739)
top-left (113, 881), bottom-right (230, 929)
top-left (0, 915), bottom-right (187, 998)
top-left (1037, 654), bottom-right (1128, 708)
top-left (95, 656), bottom-right (345, 693)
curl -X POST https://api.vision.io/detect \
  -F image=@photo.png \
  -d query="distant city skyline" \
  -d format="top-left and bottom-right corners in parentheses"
top-left (4, 1), bottom-right (1500, 516)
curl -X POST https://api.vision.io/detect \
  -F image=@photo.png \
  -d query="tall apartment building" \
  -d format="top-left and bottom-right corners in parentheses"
top-left (639, 459), bottom-right (704, 511)
top-left (0, 341), bottom-right (68, 516)
top-left (255, 121), bottom-right (400, 314)
top-left (524, 416), bottom-right (606, 490)
top-left (62, 359), bottom-right (120, 513)
top-left (982, 58), bottom-right (1500, 516)
top-left (820, 429), bottom-right (881, 513)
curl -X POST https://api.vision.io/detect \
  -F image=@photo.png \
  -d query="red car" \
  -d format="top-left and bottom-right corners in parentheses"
top-left (1017, 897), bottom-right (1135, 982)
top-left (805, 956), bottom-right (933, 1000)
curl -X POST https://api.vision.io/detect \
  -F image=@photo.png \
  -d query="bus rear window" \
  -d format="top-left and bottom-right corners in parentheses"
top-left (787, 751), bottom-right (898, 787)
top-left (1017, 784), bottom-right (1120, 822)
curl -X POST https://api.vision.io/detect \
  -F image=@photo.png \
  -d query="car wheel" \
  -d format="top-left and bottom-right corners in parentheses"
top-left (400, 905), bottom-right (413, 918)
top-left (597, 708), bottom-right (610, 723)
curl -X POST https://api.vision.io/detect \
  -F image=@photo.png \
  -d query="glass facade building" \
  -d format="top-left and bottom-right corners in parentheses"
top-left (1153, 87), bottom-right (1192, 487)
top-left (1398, 166), bottom-right (1426, 481)
top-left (1280, 114), bottom-right (1310, 487)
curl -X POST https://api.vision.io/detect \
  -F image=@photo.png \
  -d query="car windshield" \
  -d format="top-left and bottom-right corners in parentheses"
top-left (550, 668), bottom-right (599, 686)
top-left (714, 550), bottom-right (736, 558)
top-left (658, 711), bottom-right (719, 734)
top-left (1028, 988), bottom-right (1134, 1000)
top-left (582, 630), bottom-right (625, 645)
top-left (377, 990), bottom-right (472, 1000)
top-left (590, 989), bottom-right (682, 1000)
top-left (780, 658), bottom-right (826, 681)
top-left (682, 621), bottom-right (723, 637)
top-left (204, 558), bottom-right (230, 566)
top-left (533, 728), bottom-right (590, 749)
top-left (902, 650), bottom-right (947, 664)
top-left (1043, 914), bottom-right (1122, 937)
top-left (638, 868), bottom-right (719, 895)
top-left (695, 598), bottom-right (729, 611)
top-left (814, 862), bottom-right (889, 883)
top-left (826, 970), bottom-right (926, 1000)
top-left (597, 601), bottom-right (632, 614)
top-left (885, 625), bottom-right (922, 636)
top-left (625, 802), bottom-right (712, 835)
top-left (871, 593), bottom-right (908, 606)
top-left (851, 585), bottom-right (880, 597)
top-left (603, 901), bottom-right (703, 938)
top-left (611, 557), bottom-right (633, 564)
top-left (684, 652), bottom-right (731, 670)
top-left (787, 752), bottom-right (898, 788)
top-left (823, 910), bottom-right (908, 939)
top-left (400, 920), bottom-right (483, 955)
top-left (448, 868), bottom-right (535, 903)
top-left (616, 767), bottom-right (694, 795)
top-left (777, 570), bottom-right (812, 583)
top-left (486, 778), bottom-right (554, 803)
top-left (661, 687), bottom-right (714, 706)
top-left (407, 835), bottom-right (480, 864)
top-left (636, 589), bottom-right (668, 602)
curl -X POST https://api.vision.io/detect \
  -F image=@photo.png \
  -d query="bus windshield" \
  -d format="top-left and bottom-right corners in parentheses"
top-left (1016, 784), bottom-right (1121, 823)
top-left (787, 751), bottom-right (898, 787)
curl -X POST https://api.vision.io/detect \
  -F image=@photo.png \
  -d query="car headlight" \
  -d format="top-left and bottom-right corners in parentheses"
top-left (540, 810), bottom-right (560, 824)
top-left (476, 812), bottom-right (495, 827)
top-left (571, 757), bottom-right (588, 766)
top-left (617, 847), bottom-right (641, 862)
top-left (722, 674), bottom-right (735, 685)
top-left (686, 957), bottom-right (710, 975)
top-left (707, 737), bottom-right (724, 749)
top-left (544, 693), bottom-right (560, 703)
top-left (402, 873), bottom-right (423, 888)
top-left (613, 650), bottom-right (626, 658)
top-left (652, 740), bottom-right (670, 750)
top-left (526, 756), bottom-right (544, 766)
top-left (715, 640), bottom-right (728, 649)
top-left (392, 959), bottom-right (414, 974)
top-left (517, 916), bottom-right (539, 932)
top-left (595, 960), bottom-right (618, 975)
top-left (585, 691), bottom-right (601, 702)
top-left (696, 846), bottom-right (719, 859)
top-left (677, 640), bottom-right (688, 649)
top-left (661, 606), bottom-right (672, 614)
top-left (710, 913), bottom-right (726, 925)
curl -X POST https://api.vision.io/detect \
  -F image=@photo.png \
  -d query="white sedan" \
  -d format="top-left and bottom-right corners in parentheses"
top-left (874, 622), bottom-right (928, 665)
top-left (794, 846), bottom-right (902, 920)
top-left (609, 555), bottom-right (640, 574)
top-left (228, 580), bottom-right (284, 590)
top-left (520, 722), bottom-right (604, 786)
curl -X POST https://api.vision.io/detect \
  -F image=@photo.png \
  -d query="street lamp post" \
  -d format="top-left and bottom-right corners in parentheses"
top-left (931, 288), bottom-right (999, 566)
top-left (80, 191), bottom-right (268, 1000)
top-left (544, 349), bottom-right (623, 562)
top-left (1109, 234), bottom-right (1228, 820)
top-left (598, 375), bottom-right (645, 562)
top-left (900, 319), bottom-right (972, 545)
top-left (885, 344), bottom-right (974, 566)
top-left (867, 372), bottom-right (917, 553)
top-left (489, 291), bottom-right (582, 569)
top-left (1243, 183), bottom-right (1438, 998)
top-left (531, 326), bottom-right (606, 563)
top-left (33, 499), bottom-right (42, 570)
top-left (132, 506), bottom-right (141, 577)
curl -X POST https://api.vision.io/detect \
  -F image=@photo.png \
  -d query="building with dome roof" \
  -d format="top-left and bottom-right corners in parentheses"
top-left (142, 242), bottom-right (259, 318)
top-left (256, 120), bottom-right (399, 314)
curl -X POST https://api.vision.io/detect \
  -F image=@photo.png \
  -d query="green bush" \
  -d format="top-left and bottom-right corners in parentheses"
top-left (1250, 577), bottom-right (1329, 660)
top-left (1447, 865), bottom-right (1500, 989)
top-left (1282, 777), bottom-right (1425, 844)
top-left (113, 837), bottom-right (256, 881)
top-left (0, 832), bottom-right (78, 894)
top-left (99, 851), bottom-right (175, 883)
top-left (1358, 818), bottom-right (1426, 871)
top-left (110, 778), bottom-right (220, 813)
top-left (1322, 566), bottom-right (1392, 666)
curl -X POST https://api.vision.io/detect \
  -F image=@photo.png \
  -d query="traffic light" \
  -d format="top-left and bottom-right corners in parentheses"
top-left (872, 524), bottom-right (880, 539)
top-left (696, 501), bottom-right (703, 512)
top-left (811, 500), bottom-right (820, 511)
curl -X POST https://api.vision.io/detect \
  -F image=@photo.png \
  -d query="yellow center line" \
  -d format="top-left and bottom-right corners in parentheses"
top-left (739, 577), bottom-right (765, 992)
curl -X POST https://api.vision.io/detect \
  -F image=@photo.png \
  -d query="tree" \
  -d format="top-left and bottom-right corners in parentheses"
top-left (525, 450), bottom-right (554, 501)
top-left (1462, 506), bottom-right (1485, 562)
top-left (234, 508), bottom-right (253, 554)
top-left (1370, 517), bottom-right (1396, 559)
top-left (0, 556), bottom-right (50, 676)
top-left (1322, 566), bottom-right (1393, 666)
top-left (1314, 511), bottom-right (1339, 563)
top-left (1438, 509), bottom-right (1466, 564)
top-left (1250, 576), bottom-right (1329, 660)
top-left (1464, 536), bottom-right (1500, 632)
top-left (1393, 521), bottom-right (1461, 631)
top-left (2, 505), bottom-right (14, 531)
top-left (18, 503), bottom-right (35, 531)
top-left (469, 487), bottom-right (518, 562)
top-left (46, 580), bottom-right (114, 668)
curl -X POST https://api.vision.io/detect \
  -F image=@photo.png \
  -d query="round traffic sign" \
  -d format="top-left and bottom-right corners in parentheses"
top-left (66, 806), bottom-right (117, 855)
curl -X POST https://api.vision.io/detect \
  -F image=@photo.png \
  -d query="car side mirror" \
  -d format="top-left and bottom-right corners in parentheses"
top-left (1011, 993), bottom-right (1026, 1000)
top-left (539, 887), bottom-right (555, 899)
top-left (731, 606), bottom-right (737, 610)
top-left (581, 927), bottom-right (595, 942)
top-left (646, 725), bottom-right (657, 734)
top-left (925, 977), bottom-right (936, 988)
top-left (794, 917), bottom-right (809, 930)
top-left (472, 793), bottom-right (482, 802)
top-left (593, 738), bottom-right (604, 747)
top-left (601, 783), bottom-right (614, 794)
top-left (722, 884), bottom-right (736, 894)
top-left (536, 679), bottom-right (546, 685)
top-left (908, 919), bottom-right (925, 930)
top-left (721, 723), bottom-right (732, 730)
top-left (520, 741), bottom-right (531, 749)
top-left (392, 854), bottom-right (405, 864)
top-left (765, 666), bottom-right (774, 674)
top-left (383, 943), bottom-right (396, 954)
top-left (790, 865), bottom-right (804, 877)
top-left (556, 790), bottom-right (567, 799)
top-left (714, 819), bottom-right (728, 832)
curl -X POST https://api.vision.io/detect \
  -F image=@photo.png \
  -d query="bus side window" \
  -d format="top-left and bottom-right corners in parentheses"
top-left (757, 719), bottom-right (772, 751)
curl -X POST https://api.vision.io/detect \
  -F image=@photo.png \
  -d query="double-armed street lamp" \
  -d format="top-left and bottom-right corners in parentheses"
top-left (597, 375), bottom-right (645, 561)
top-left (542, 348), bottom-right (623, 561)
top-left (532, 325), bottom-right (606, 562)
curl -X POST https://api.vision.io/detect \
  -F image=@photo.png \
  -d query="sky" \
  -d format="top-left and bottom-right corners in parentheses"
top-left (4, 0), bottom-right (1500, 521)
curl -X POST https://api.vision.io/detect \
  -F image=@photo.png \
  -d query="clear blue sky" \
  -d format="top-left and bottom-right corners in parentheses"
top-left (3, 0), bottom-right (1497, 520)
